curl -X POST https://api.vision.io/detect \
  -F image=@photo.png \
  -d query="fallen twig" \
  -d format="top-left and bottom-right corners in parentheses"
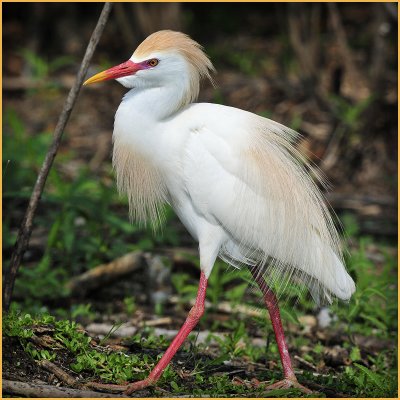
top-left (37, 359), bottom-right (80, 388)
top-left (294, 355), bottom-right (317, 371)
top-left (66, 251), bottom-right (143, 295)
top-left (4, 2), bottom-right (113, 311)
top-left (2, 379), bottom-right (128, 398)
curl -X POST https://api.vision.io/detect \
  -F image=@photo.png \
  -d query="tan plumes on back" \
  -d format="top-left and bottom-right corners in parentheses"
top-left (226, 117), bottom-right (344, 302)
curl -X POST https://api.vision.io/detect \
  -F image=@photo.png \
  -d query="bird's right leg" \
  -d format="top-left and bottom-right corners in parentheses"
top-left (85, 271), bottom-right (208, 395)
top-left (249, 267), bottom-right (312, 394)
top-left (86, 228), bottom-right (220, 395)
top-left (123, 271), bottom-right (208, 394)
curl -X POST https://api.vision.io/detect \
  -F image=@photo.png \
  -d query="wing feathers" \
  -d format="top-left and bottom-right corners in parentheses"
top-left (191, 107), bottom-right (355, 303)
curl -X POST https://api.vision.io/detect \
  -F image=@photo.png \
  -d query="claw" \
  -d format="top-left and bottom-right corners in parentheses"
top-left (84, 378), bottom-right (154, 395)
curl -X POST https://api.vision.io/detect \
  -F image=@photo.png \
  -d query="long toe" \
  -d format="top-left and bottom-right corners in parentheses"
top-left (124, 379), bottom-right (153, 395)
top-left (264, 378), bottom-right (313, 394)
top-left (85, 382), bottom-right (128, 393)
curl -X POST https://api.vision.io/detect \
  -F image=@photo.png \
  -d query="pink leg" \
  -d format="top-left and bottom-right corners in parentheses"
top-left (249, 268), bottom-right (311, 393)
top-left (125, 271), bottom-right (208, 394)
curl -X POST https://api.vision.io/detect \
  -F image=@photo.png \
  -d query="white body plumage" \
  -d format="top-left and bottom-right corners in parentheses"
top-left (84, 30), bottom-right (355, 393)
top-left (86, 30), bottom-right (355, 303)
top-left (113, 67), bottom-right (355, 303)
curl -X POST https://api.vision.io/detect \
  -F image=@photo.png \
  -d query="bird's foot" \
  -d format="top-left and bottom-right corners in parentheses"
top-left (84, 381), bottom-right (128, 393)
top-left (84, 379), bottom-right (154, 395)
top-left (124, 378), bottom-right (154, 395)
top-left (232, 376), bottom-right (312, 394)
top-left (264, 377), bottom-right (312, 394)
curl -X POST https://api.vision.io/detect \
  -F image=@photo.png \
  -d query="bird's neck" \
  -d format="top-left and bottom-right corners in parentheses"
top-left (121, 81), bottom-right (191, 121)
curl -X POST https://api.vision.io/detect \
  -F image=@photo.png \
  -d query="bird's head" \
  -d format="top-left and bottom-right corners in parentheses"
top-left (84, 30), bottom-right (215, 105)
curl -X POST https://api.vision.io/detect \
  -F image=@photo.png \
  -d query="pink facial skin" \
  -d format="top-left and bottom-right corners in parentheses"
top-left (84, 59), bottom-right (158, 85)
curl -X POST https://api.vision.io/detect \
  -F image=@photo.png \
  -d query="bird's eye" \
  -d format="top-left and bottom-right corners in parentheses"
top-left (147, 58), bottom-right (159, 67)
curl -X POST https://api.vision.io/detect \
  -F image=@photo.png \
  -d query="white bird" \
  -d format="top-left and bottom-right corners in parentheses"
top-left (84, 30), bottom-right (355, 394)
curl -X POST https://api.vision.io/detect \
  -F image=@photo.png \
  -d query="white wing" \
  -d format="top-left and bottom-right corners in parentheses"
top-left (180, 103), bottom-right (355, 303)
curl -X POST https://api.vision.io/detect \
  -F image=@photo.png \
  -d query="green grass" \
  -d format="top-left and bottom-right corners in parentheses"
top-left (4, 237), bottom-right (397, 397)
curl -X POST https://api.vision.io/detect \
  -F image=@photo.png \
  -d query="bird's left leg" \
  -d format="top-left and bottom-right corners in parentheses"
top-left (249, 267), bottom-right (312, 394)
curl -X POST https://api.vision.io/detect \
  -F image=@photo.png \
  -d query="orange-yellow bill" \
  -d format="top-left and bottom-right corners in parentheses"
top-left (84, 60), bottom-right (141, 85)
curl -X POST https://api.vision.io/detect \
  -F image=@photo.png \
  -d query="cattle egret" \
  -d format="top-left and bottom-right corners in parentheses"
top-left (84, 30), bottom-right (355, 394)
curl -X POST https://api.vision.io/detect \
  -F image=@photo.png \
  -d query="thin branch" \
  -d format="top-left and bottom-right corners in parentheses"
top-left (3, 379), bottom-right (128, 398)
top-left (3, 3), bottom-right (113, 311)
